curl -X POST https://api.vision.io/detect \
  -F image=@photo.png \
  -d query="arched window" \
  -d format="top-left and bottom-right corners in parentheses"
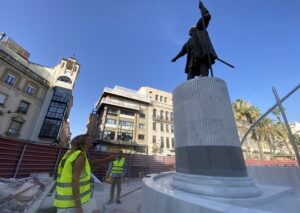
top-left (57, 76), bottom-right (72, 84)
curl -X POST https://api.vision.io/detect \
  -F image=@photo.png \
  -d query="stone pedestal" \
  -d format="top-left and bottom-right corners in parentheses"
top-left (171, 77), bottom-right (260, 197)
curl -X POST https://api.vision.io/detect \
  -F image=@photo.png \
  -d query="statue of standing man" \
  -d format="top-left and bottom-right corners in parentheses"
top-left (172, 1), bottom-right (218, 80)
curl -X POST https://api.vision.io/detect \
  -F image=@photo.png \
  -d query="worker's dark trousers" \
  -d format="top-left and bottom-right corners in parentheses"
top-left (110, 177), bottom-right (122, 201)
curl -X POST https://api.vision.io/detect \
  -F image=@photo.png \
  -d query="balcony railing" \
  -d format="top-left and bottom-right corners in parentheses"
top-left (101, 97), bottom-right (140, 111)
top-left (152, 115), bottom-right (173, 123)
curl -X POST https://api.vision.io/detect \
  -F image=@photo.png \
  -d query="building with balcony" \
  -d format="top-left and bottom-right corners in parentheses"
top-left (87, 86), bottom-right (151, 154)
top-left (138, 87), bottom-right (175, 156)
top-left (0, 34), bottom-right (79, 147)
top-left (86, 86), bottom-right (175, 156)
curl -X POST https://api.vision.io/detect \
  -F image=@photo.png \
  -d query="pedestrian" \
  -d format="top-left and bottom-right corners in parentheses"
top-left (53, 134), bottom-right (115, 213)
top-left (108, 150), bottom-right (126, 204)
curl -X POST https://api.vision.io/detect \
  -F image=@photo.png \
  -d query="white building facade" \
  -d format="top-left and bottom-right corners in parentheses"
top-left (290, 122), bottom-right (300, 136)
top-left (0, 35), bottom-right (79, 147)
top-left (87, 85), bottom-right (175, 156)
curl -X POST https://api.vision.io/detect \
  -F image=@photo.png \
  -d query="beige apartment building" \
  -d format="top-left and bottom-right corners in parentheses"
top-left (0, 34), bottom-right (79, 147)
top-left (139, 87), bottom-right (175, 156)
top-left (86, 86), bottom-right (175, 156)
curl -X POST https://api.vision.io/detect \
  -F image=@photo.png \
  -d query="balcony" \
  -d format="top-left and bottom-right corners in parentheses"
top-left (152, 115), bottom-right (173, 123)
top-left (101, 97), bottom-right (140, 111)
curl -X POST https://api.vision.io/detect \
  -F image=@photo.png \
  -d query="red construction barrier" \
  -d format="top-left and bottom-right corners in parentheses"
top-left (0, 137), bottom-right (296, 180)
top-left (0, 137), bottom-right (175, 180)
top-left (246, 160), bottom-right (297, 167)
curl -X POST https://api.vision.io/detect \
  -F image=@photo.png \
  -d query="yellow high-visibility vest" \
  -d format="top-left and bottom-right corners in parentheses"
top-left (54, 150), bottom-right (91, 208)
top-left (112, 157), bottom-right (125, 174)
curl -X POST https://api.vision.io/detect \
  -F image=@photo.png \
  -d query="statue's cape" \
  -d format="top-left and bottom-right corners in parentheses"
top-left (191, 29), bottom-right (217, 61)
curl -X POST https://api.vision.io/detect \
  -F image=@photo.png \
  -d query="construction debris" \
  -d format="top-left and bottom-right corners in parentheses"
top-left (0, 173), bottom-right (53, 213)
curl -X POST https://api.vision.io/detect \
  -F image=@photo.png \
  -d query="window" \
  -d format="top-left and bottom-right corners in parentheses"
top-left (153, 122), bottom-right (156, 131)
top-left (4, 73), bottom-right (16, 86)
top-left (25, 85), bottom-right (35, 96)
top-left (172, 138), bottom-right (175, 148)
top-left (160, 123), bottom-right (164, 132)
top-left (155, 95), bottom-right (158, 100)
top-left (160, 110), bottom-right (164, 119)
top-left (117, 132), bottom-right (133, 141)
top-left (166, 137), bottom-right (170, 148)
top-left (46, 102), bottom-right (66, 119)
top-left (39, 118), bottom-right (61, 138)
top-left (0, 93), bottom-right (8, 106)
top-left (160, 96), bottom-right (163, 102)
top-left (52, 88), bottom-right (71, 103)
top-left (171, 112), bottom-right (174, 121)
top-left (153, 109), bottom-right (156, 118)
top-left (165, 111), bottom-right (169, 120)
top-left (57, 76), bottom-right (72, 84)
top-left (138, 134), bottom-right (145, 140)
top-left (119, 120), bottom-right (134, 128)
top-left (139, 113), bottom-right (145, 118)
top-left (107, 107), bottom-right (118, 116)
top-left (164, 97), bottom-right (167, 103)
top-left (152, 135), bottom-right (156, 143)
top-left (106, 118), bottom-right (117, 125)
top-left (171, 125), bottom-right (174, 133)
top-left (103, 130), bottom-right (115, 140)
top-left (120, 110), bottom-right (134, 116)
top-left (17, 101), bottom-right (30, 114)
top-left (160, 137), bottom-right (164, 148)
top-left (39, 88), bottom-right (70, 138)
top-left (66, 60), bottom-right (75, 70)
top-left (6, 120), bottom-right (23, 136)
top-left (166, 124), bottom-right (169, 132)
top-left (139, 123), bottom-right (145, 129)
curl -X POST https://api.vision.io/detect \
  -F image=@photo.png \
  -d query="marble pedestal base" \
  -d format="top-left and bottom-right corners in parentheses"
top-left (141, 172), bottom-right (293, 213)
top-left (171, 172), bottom-right (261, 198)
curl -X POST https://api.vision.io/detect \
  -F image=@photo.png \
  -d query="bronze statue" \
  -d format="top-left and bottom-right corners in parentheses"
top-left (172, 1), bottom-right (218, 80)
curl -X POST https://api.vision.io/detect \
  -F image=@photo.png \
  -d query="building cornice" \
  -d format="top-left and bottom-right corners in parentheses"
top-left (0, 47), bottom-right (50, 87)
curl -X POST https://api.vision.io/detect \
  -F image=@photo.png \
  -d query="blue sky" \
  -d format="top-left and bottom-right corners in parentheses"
top-left (1, 0), bottom-right (300, 137)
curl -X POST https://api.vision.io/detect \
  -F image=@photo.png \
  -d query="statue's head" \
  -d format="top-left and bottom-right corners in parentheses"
top-left (189, 27), bottom-right (196, 36)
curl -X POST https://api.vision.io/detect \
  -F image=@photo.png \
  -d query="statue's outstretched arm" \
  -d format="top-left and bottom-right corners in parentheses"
top-left (172, 42), bottom-right (188, 62)
top-left (196, 3), bottom-right (211, 30)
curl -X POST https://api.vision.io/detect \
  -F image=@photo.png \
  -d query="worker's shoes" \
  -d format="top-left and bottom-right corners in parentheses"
top-left (107, 199), bottom-right (113, 204)
top-left (116, 200), bottom-right (121, 204)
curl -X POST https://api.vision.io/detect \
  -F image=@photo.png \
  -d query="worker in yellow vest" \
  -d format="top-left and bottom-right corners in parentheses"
top-left (54, 134), bottom-right (115, 213)
top-left (108, 150), bottom-right (126, 204)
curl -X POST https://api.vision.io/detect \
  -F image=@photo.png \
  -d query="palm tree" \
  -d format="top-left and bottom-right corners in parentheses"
top-left (232, 100), bottom-right (262, 159)
top-left (232, 99), bottom-right (251, 124)
top-left (246, 105), bottom-right (266, 160)
top-left (294, 134), bottom-right (300, 150)
top-left (232, 99), bottom-right (252, 159)
top-left (252, 118), bottom-right (277, 159)
top-left (271, 107), bottom-right (293, 157)
top-left (272, 106), bottom-right (282, 124)
top-left (273, 123), bottom-right (293, 157)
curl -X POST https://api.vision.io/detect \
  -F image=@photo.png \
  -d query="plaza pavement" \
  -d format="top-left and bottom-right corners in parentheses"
top-left (39, 178), bottom-right (144, 213)
top-left (39, 176), bottom-right (300, 213)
